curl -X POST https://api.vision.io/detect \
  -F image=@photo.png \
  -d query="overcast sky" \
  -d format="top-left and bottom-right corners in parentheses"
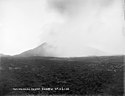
top-left (0, 0), bottom-right (124, 57)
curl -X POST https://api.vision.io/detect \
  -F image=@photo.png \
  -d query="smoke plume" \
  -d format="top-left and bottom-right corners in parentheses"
top-left (40, 0), bottom-right (124, 57)
top-left (0, 0), bottom-right (124, 57)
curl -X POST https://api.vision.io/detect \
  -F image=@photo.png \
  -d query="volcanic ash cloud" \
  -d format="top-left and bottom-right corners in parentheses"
top-left (40, 0), bottom-right (124, 57)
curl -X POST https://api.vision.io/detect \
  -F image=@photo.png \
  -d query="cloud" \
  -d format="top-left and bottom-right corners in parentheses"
top-left (0, 0), bottom-right (123, 57)
top-left (42, 0), bottom-right (124, 57)
top-left (47, 0), bottom-right (116, 16)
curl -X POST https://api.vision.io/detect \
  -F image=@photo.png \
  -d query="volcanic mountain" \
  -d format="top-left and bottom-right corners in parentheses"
top-left (15, 42), bottom-right (109, 57)
top-left (15, 43), bottom-right (56, 57)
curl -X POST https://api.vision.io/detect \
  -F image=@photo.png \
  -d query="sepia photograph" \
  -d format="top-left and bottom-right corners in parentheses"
top-left (0, 0), bottom-right (124, 96)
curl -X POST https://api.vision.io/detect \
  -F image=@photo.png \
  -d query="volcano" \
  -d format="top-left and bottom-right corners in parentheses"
top-left (15, 43), bottom-right (56, 57)
top-left (15, 42), bottom-right (109, 58)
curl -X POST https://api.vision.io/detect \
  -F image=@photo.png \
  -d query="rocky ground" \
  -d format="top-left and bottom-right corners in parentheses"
top-left (0, 56), bottom-right (124, 96)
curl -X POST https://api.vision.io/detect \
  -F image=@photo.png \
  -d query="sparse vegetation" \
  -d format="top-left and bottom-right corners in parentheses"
top-left (0, 56), bottom-right (124, 96)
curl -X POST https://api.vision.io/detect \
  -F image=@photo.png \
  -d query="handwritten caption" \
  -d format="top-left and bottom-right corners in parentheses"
top-left (13, 87), bottom-right (69, 91)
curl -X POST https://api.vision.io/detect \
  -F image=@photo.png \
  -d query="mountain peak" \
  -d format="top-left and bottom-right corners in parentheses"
top-left (16, 42), bottom-right (55, 57)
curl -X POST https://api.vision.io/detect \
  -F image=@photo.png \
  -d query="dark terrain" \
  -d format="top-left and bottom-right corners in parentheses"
top-left (0, 55), bottom-right (124, 96)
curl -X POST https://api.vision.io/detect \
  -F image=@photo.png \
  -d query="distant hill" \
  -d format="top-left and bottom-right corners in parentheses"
top-left (14, 41), bottom-right (111, 58)
top-left (0, 54), bottom-right (5, 56)
top-left (0, 54), bottom-right (10, 57)
top-left (15, 43), bottom-right (56, 57)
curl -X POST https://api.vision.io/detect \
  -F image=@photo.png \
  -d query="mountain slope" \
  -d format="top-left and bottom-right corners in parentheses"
top-left (15, 42), bottom-right (109, 57)
top-left (16, 43), bottom-right (55, 57)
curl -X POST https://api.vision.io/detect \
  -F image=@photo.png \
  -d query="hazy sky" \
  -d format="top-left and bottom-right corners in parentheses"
top-left (0, 0), bottom-right (124, 57)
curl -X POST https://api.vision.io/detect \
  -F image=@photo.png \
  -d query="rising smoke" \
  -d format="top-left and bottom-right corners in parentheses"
top-left (39, 0), bottom-right (124, 57)
top-left (0, 0), bottom-right (123, 57)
